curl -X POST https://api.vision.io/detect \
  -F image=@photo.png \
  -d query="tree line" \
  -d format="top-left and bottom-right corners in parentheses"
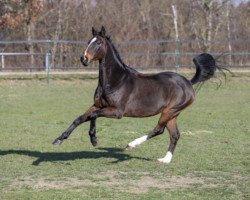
top-left (0, 0), bottom-right (249, 69)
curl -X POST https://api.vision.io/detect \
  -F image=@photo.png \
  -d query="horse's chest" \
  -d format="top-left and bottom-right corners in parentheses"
top-left (94, 86), bottom-right (115, 107)
top-left (93, 87), bottom-right (105, 107)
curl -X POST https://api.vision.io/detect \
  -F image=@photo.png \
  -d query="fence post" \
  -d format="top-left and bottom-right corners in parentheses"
top-left (1, 54), bottom-right (4, 70)
top-left (45, 50), bottom-right (52, 83)
top-left (175, 39), bottom-right (180, 72)
top-left (45, 40), bottom-right (52, 83)
top-left (171, 5), bottom-right (180, 72)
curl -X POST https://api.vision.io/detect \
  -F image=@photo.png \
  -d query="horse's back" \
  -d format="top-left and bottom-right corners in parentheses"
top-left (141, 71), bottom-right (191, 84)
top-left (137, 71), bottom-right (193, 93)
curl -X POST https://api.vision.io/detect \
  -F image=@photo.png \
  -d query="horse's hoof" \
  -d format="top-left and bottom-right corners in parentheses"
top-left (157, 158), bottom-right (171, 164)
top-left (125, 144), bottom-right (134, 150)
top-left (52, 138), bottom-right (63, 145)
top-left (91, 141), bottom-right (98, 147)
top-left (157, 152), bottom-right (172, 163)
top-left (90, 137), bottom-right (98, 147)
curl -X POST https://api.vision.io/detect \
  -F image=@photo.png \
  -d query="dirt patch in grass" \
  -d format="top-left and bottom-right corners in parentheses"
top-left (11, 177), bottom-right (93, 190)
top-left (182, 130), bottom-right (213, 136)
top-left (10, 171), bottom-right (207, 194)
top-left (125, 176), bottom-right (204, 194)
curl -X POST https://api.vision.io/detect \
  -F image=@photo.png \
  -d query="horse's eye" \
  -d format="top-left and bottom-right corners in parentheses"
top-left (97, 41), bottom-right (102, 45)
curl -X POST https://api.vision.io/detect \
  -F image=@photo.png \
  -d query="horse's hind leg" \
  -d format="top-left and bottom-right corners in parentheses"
top-left (126, 110), bottom-right (172, 149)
top-left (126, 124), bottom-right (165, 149)
top-left (158, 117), bottom-right (180, 163)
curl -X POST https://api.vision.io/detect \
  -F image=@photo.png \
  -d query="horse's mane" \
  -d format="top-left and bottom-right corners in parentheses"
top-left (106, 37), bottom-right (126, 67)
top-left (105, 36), bottom-right (138, 73)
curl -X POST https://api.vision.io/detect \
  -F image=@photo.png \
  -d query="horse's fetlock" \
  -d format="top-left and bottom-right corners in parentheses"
top-left (90, 136), bottom-right (98, 146)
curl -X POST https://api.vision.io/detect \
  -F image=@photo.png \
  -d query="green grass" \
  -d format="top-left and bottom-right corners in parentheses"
top-left (0, 73), bottom-right (249, 199)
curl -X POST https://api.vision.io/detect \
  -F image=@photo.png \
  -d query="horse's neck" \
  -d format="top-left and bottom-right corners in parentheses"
top-left (98, 42), bottom-right (128, 92)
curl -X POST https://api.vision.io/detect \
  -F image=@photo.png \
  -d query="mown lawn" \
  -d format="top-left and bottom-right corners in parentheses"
top-left (0, 73), bottom-right (249, 199)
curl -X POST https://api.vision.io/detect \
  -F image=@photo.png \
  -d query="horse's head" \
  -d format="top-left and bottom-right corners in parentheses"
top-left (80, 26), bottom-right (108, 66)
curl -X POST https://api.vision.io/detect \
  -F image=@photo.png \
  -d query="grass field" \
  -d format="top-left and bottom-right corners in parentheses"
top-left (0, 73), bottom-right (249, 199)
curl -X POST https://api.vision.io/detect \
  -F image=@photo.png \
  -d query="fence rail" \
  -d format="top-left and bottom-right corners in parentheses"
top-left (0, 39), bottom-right (249, 72)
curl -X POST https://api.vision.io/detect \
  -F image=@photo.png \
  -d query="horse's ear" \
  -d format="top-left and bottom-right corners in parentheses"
top-left (92, 27), bottom-right (98, 36)
top-left (100, 26), bottom-right (106, 37)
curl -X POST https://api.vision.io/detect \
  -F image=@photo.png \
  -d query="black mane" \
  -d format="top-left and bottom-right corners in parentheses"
top-left (105, 37), bottom-right (137, 73)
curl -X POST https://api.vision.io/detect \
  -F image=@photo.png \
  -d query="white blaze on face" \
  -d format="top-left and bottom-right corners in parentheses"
top-left (84, 37), bottom-right (97, 58)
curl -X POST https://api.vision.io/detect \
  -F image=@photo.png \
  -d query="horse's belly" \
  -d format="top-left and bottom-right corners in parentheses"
top-left (123, 96), bottom-right (165, 117)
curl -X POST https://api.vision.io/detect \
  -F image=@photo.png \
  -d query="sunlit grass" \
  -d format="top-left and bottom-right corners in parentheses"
top-left (0, 74), bottom-right (249, 199)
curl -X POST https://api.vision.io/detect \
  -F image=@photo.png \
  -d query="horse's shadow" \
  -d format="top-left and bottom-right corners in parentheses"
top-left (0, 147), bottom-right (151, 166)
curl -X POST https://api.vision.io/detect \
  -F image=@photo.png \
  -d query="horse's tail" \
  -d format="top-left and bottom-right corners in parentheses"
top-left (190, 53), bottom-right (217, 85)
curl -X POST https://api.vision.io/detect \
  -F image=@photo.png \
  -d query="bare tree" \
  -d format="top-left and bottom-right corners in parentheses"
top-left (0, 0), bottom-right (43, 67)
top-left (1, 0), bottom-right (249, 69)
top-left (227, 1), bottom-right (232, 65)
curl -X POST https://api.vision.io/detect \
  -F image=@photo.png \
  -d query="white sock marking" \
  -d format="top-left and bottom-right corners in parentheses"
top-left (158, 151), bottom-right (173, 163)
top-left (128, 135), bottom-right (148, 148)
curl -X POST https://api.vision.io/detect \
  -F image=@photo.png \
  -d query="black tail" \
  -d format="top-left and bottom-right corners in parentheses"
top-left (190, 53), bottom-right (217, 85)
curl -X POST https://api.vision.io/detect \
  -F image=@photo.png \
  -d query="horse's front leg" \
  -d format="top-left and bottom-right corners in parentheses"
top-left (89, 118), bottom-right (97, 146)
top-left (87, 107), bottom-right (123, 147)
top-left (53, 106), bottom-right (99, 145)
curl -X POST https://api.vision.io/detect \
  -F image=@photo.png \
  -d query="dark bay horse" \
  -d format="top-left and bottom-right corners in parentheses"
top-left (53, 26), bottom-right (219, 163)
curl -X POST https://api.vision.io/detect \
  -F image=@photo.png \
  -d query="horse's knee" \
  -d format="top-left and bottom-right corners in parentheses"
top-left (157, 127), bottom-right (165, 135)
top-left (147, 126), bottom-right (165, 139)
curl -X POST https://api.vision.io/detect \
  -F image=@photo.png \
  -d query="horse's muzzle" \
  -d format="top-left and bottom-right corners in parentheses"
top-left (80, 56), bottom-right (88, 66)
